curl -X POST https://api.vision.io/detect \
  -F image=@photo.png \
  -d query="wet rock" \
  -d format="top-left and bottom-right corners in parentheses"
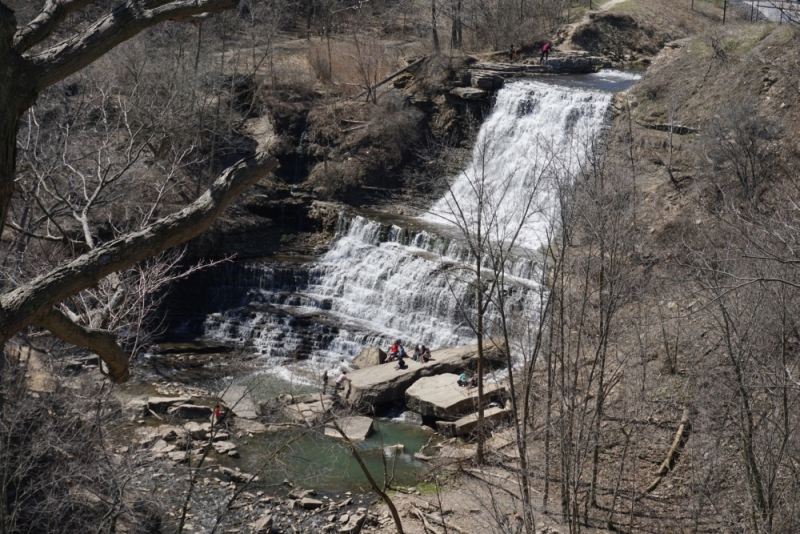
top-left (220, 385), bottom-right (259, 419)
top-left (213, 441), bottom-right (238, 455)
top-left (324, 416), bottom-right (374, 442)
top-left (233, 418), bottom-right (269, 434)
top-left (147, 396), bottom-right (191, 414)
top-left (399, 411), bottom-right (423, 425)
top-left (406, 374), bottom-right (505, 420)
top-left (351, 347), bottom-right (387, 369)
top-left (219, 466), bottom-right (258, 483)
top-left (168, 404), bottom-right (214, 419)
top-left (301, 498), bottom-right (324, 510)
top-left (288, 488), bottom-right (317, 499)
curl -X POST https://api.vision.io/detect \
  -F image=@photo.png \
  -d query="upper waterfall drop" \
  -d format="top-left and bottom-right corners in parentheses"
top-left (423, 78), bottom-right (615, 247)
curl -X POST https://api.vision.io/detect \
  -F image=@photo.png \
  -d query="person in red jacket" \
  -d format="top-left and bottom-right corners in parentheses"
top-left (540, 41), bottom-right (551, 63)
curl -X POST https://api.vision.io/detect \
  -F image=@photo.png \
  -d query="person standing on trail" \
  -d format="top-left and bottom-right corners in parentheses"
top-left (509, 44), bottom-right (515, 61)
top-left (540, 41), bottom-right (551, 63)
top-left (322, 370), bottom-right (329, 393)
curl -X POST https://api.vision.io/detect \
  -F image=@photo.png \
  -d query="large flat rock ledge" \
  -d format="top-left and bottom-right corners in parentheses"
top-left (340, 342), bottom-right (503, 410)
top-left (405, 374), bottom-right (506, 420)
top-left (324, 416), bottom-right (374, 442)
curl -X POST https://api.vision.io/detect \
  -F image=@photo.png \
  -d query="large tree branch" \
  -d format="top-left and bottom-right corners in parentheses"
top-left (13, 0), bottom-right (95, 54)
top-left (35, 307), bottom-right (130, 383)
top-left (0, 152), bottom-right (278, 344)
top-left (29, 0), bottom-right (238, 91)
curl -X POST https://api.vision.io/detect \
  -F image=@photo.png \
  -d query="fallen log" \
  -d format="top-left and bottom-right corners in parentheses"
top-left (351, 56), bottom-right (428, 101)
top-left (638, 406), bottom-right (691, 499)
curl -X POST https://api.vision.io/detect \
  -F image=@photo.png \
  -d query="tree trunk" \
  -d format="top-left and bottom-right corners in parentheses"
top-left (431, 0), bottom-right (440, 51)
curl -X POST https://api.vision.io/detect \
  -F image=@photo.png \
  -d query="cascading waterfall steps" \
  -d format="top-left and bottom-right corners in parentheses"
top-left (164, 70), bottom-right (641, 385)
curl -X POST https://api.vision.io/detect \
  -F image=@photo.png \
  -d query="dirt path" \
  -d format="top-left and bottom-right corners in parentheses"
top-left (557, 0), bottom-right (630, 50)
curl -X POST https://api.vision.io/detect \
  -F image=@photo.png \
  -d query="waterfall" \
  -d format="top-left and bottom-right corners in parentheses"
top-left (424, 78), bottom-right (615, 246)
top-left (193, 71), bottom-right (640, 375)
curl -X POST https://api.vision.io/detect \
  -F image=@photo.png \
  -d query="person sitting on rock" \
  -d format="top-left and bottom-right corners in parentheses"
top-left (388, 342), bottom-right (400, 361)
top-left (458, 372), bottom-right (469, 387)
top-left (397, 340), bottom-right (406, 359)
top-left (412, 345), bottom-right (423, 362)
top-left (395, 353), bottom-right (407, 370)
top-left (421, 345), bottom-right (431, 363)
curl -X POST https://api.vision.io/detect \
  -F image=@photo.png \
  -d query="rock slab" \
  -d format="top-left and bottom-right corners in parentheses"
top-left (324, 416), bottom-right (374, 442)
top-left (341, 342), bottom-right (504, 409)
top-left (220, 385), bottom-right (259, 419)
top-left (454, 407), bottom-right (510, 436)
top-left (405, 374), bottom-right (506, 420)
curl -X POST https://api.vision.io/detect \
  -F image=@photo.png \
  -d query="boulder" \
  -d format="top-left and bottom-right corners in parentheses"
top-left (220, 385), bottom-right (259, 419)
top-left (147, 396), bottom-right (191, 414)
top-left (324, 416), bottom-right (374, 442)
top-left (213, 441), bottom-right (238, 455)
top-left (470, 70), bottom-right (504, 90)
top-left (234, 418), bottom-right (269, 434)
top-left (219, 466), bottom-right (258, 483)
top-left (405, 374), bottom-right (505, 420)
top-left (252, 513), bottom-right (273, 533)
top-left (168, 404), bottom-right (214, 419)
top-left (183, 421), bottom-right (212, 440)
top-left (302, 497), bottom-right (324, 510)
top-left (453, 407), bottom-right (510, 436)
top-left (351, 347), bottom-right (387, 369)
top-left (339, 512), bottom-right (366, 534)
top-left (342, 342), bottom-right (504, 409)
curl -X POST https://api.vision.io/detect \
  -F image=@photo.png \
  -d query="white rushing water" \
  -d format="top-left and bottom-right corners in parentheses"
top-left (424, 78), bottom-right (614, 246)
top-left (199, 72), bottom-right (639, 377)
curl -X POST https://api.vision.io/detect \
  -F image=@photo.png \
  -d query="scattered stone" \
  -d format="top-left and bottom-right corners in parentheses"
top-left (219, 467), bottom-right (258, 483)
top-left (324, 417), bottom-right (374, 442)
top-left (301, 498), bottom-right (324, 510)
top-left (339, 513), bottom-right (350, 524)
top-left (213, 441), bottom-right (238, 455)
top-left (168, 451), bottom-right (188, 463)
top-left (251, 512), bottom-right (273, 533)
top-left (289, 488), bottom-right (317, 499)
top-left (233, 418), bottom-right (269, 434)
top-left (151, 439), bottom-right (176, 455)
top-left (339, 512), bottom-right (366, 534)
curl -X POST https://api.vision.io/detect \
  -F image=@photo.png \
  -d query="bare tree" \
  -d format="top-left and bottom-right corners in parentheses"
top-left (0, 1), bottom-right (279, 389)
